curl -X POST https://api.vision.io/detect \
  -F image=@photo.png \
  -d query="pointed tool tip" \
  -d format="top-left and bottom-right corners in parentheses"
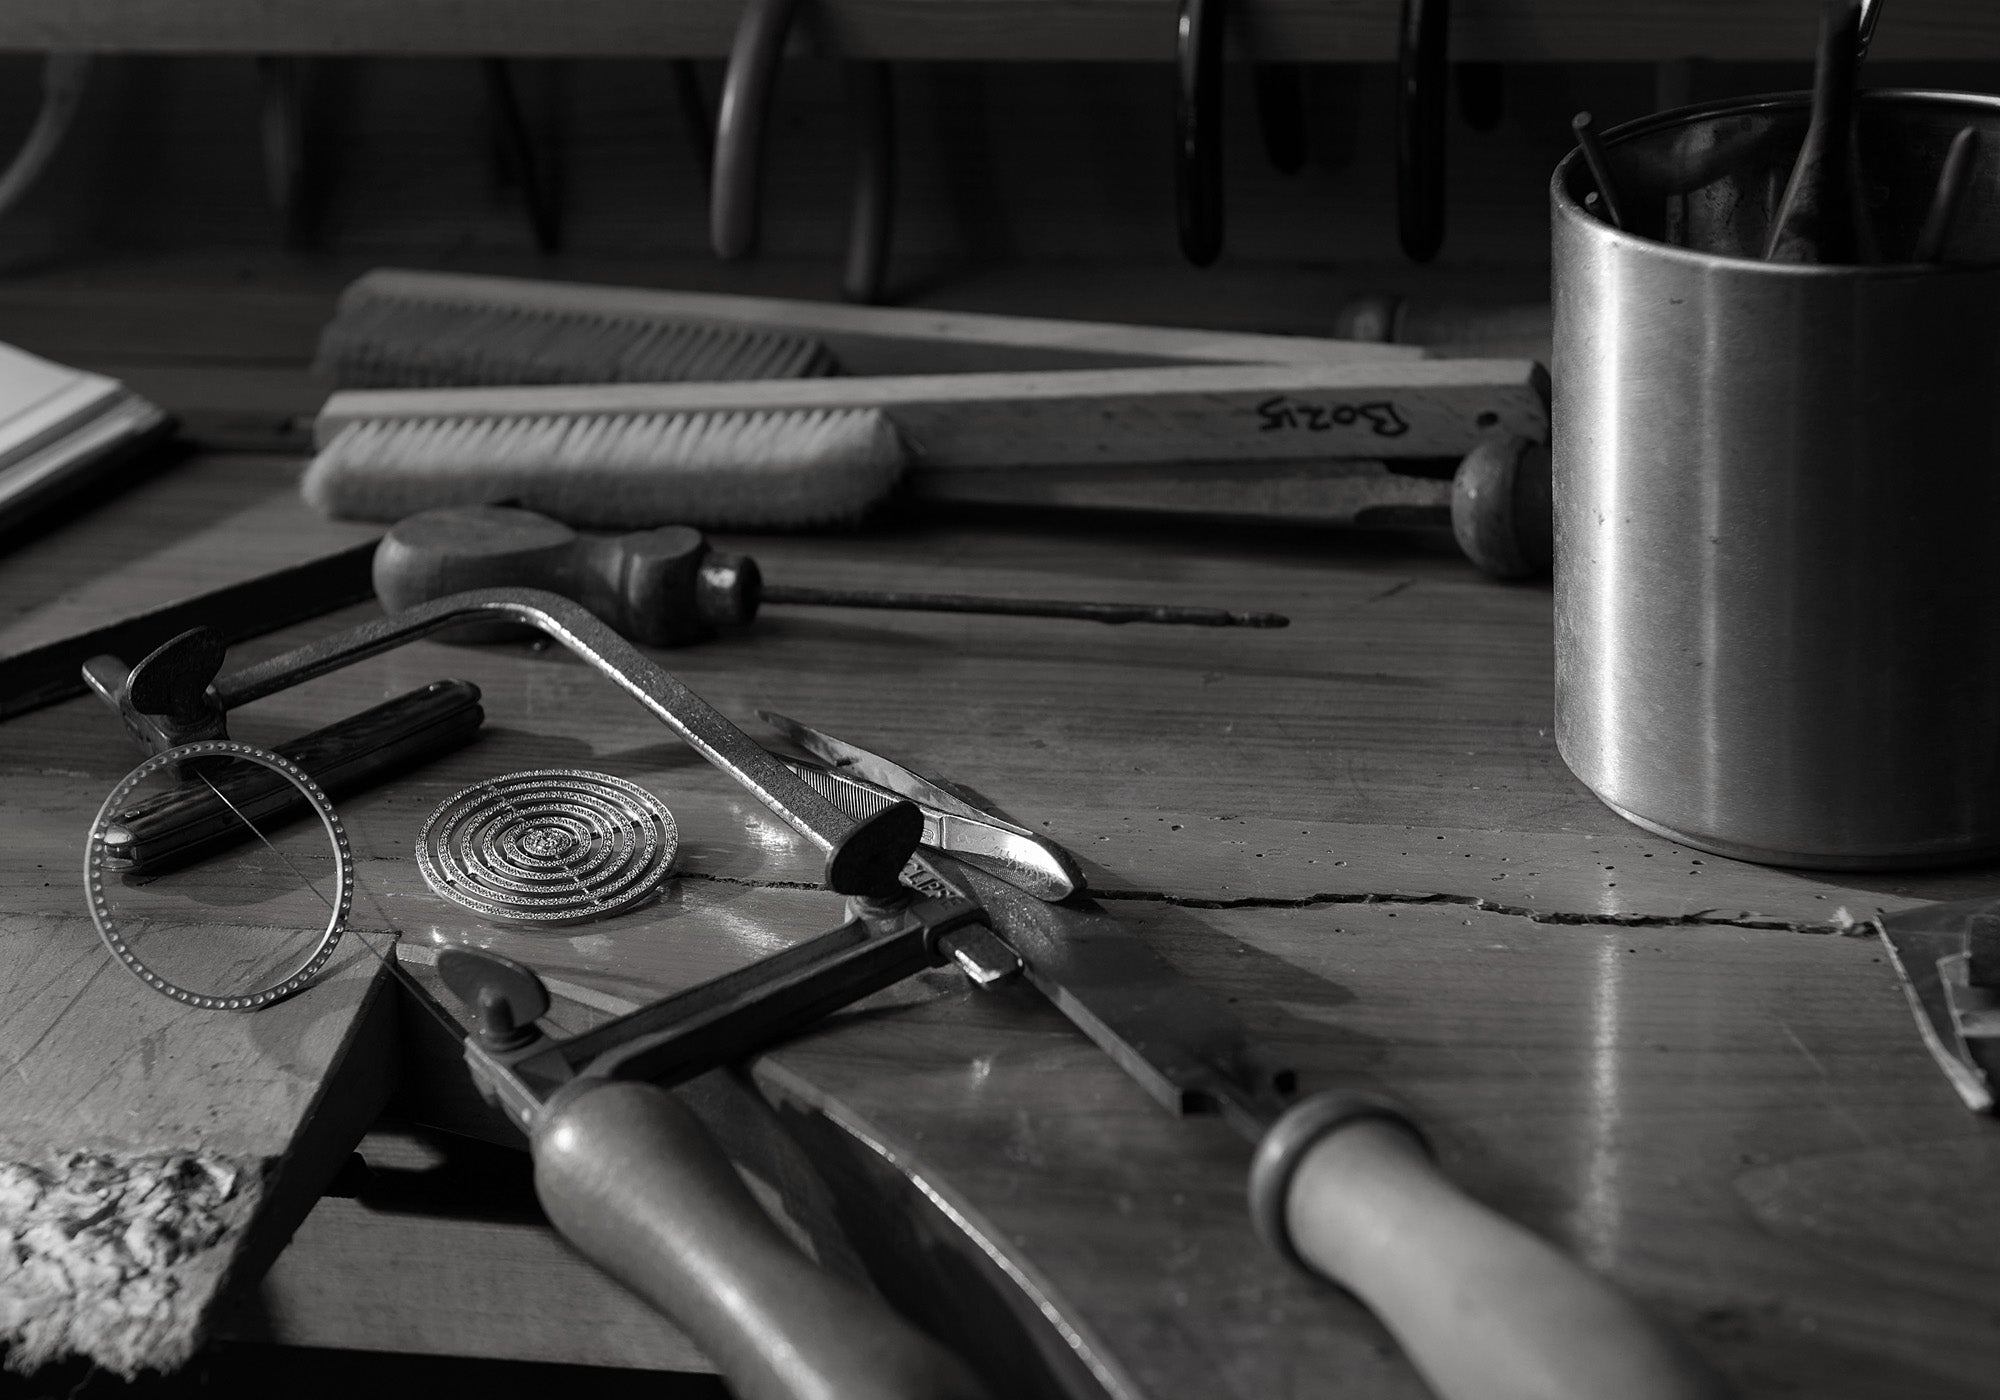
top-left (752, 706), bottom-right (798, 736)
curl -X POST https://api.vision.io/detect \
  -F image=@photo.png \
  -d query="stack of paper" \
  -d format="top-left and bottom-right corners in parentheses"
top-left (0, 340), bottom-right (171, 541)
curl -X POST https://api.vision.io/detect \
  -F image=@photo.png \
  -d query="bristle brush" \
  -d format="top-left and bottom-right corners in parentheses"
top-left (304, 407), bottom-right (904, 530)
top-left (301, 360), bottom-right (1551, 531)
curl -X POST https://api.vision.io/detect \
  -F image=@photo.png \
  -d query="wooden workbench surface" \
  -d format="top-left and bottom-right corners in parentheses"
top-left (2, 275), bottom-right (1997, 1399)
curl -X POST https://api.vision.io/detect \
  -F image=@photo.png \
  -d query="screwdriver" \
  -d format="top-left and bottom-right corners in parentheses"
top-left (372, 505), bottom-right (1288, 646)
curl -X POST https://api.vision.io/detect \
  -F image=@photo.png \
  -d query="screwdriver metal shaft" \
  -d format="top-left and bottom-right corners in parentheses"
top-left (759, 583), bottom-right (1287, 628)
top-left (374, 505), bottom-right (1291, 646)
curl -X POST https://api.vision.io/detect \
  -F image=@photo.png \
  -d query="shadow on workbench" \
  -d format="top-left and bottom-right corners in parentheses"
top-left (0, 1347), bottom-right (729, 1400)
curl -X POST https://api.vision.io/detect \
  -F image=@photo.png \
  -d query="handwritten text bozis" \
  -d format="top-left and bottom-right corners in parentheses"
top-left (1255, 396), bottom-right (1410, 437)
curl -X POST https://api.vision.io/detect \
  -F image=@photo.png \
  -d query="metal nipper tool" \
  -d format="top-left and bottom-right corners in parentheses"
top-left (758, 707), bottom-right (1084, 902)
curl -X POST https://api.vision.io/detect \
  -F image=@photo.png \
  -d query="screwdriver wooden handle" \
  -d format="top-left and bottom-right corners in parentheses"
top-left (374, 503), bottom-right (1296, 642)
top-left (915, 434), bottom-right (1552, 581)
top-left (533, 1079), bottom-right (989, 1400)
top-left (100, 678), bottom-right (485, 874)
top-left (1252, 1099), bottom-right (1732, 1400)
top-left (373, 505), bottom-right (754, 646)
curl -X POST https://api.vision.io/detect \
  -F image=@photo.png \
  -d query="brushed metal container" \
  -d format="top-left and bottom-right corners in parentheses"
top-left (1553, 91), bottom-right (2000, 868)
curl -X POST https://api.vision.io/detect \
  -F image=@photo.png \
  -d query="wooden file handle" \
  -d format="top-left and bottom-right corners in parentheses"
top-left (533, 1079), bottom-right (988, 1400)
top-left (1253, 1098), bottom-right (1734, 1400)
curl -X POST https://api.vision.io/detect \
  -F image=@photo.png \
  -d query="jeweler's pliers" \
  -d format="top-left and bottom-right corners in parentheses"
top-left (757, 708), bottom-right (1084, 903)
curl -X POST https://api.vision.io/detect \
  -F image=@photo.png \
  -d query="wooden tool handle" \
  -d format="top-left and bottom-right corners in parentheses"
top-left (918, 440), bottom-right (1550, 582)
top-left (102, 678), bottom-right (484, 874)
top-left (372, 505), bottom-right (726, 646)
top-left (319, 359), bottom-right (1551, 464)
top-left (1253, 1098), bottom-right (1732, 1400)
top-left (1450, 433), bottom-right (1550, 580)
top-left (533, 1079), bottom-right (989, 1400)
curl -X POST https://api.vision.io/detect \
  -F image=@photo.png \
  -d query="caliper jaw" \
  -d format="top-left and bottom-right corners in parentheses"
top-left (440, 879), bottom-right (1009, 1138)
top-left (889, 854), bottom-right (1023, 987)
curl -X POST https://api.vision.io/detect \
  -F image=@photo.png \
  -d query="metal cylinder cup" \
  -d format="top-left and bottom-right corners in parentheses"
top-left (1553, 90), bottom-right (2000, 868)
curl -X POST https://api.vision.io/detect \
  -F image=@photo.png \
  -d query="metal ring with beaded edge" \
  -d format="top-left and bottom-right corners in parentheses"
top-left (1246, 1090), bottom-right (1432, 1270)
top-left (85, 740), bottom-right (354, 1012)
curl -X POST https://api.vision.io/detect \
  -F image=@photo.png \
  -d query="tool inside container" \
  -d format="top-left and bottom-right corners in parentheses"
top-left (1568, 91), bottom-right (2000, 264)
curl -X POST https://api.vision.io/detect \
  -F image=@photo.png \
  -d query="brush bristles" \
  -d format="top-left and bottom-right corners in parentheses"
top-left (301, 407), bottom-right (908, 529)
top-left (314, 297), bottom-right (838, 389)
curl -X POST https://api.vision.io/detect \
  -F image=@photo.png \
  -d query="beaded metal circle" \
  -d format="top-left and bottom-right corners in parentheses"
top-left (84, 740), bottom-right (353, 1012)
top-left (415, 769), bottom-right (678, 924)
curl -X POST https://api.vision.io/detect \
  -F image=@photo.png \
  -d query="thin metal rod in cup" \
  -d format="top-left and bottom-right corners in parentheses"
top-left (1858, 0), bottom-right (1885, 59)
top-left (1571, 111), bottom-right (1628, 231)
top-left (1914, 126), bottom-right (1979, 262)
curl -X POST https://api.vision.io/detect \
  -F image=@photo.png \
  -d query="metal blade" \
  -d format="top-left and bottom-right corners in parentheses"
top-left (929, 854), bottom-right (1296, 1142)
top-left (757, 708), bottom-right (1029, 831)
top-left (527, 918), bottom-right (871, 1082)
top-left (575, 915), bottom-right (947, 1088)
top-left (382, 943), bottom-right (476, 1035)
top-left (758, 709), bottom-right (1085, 899)
top-left (781, 757), bottom-right (1080, 901)
top-left (1876, 896), bottom-right (2000, 1114)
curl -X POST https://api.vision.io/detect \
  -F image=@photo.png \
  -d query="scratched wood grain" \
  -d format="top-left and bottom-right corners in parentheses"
top-left (0, 907), bottom-right (394, 1373)
top-left (7, 442), bottom-right (1999, 1394)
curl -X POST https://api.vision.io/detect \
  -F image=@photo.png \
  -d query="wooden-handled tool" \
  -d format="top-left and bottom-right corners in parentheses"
top-left (948, 858), bottom-right (1734, 1400)
top-left (311, 359), bottom-right (1552, 579)
top-left (315, 359), bottom-right (1548, 467)
top-left (68, 624), bottom-right (485, 875)
top-left (92, 676), bottom-right (485, 875)
top-left (425, 939), bottom-right (994, 1400)
top-left (373, 504), bottom-right (1289, 647)
top-left (1270, 1114), bottom-right (1730, 1400)
top-left (915, 431), bottom-right (1553, 580)
top-left (535, 1081), bottom-right (985, 1400)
